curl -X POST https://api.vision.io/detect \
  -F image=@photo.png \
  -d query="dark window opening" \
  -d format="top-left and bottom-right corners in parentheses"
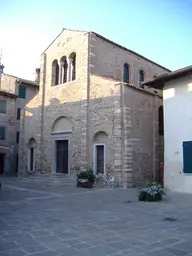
top-left (52, 60), bottom-right (59, 86)
top-left (139, 70), bottom-right (144, 88)
top-left (158, 106), bottom-right (164, 135)
top-left (0, 126), bottom-right (5, 140)
top-left (16, 154), bottom-right (18, 174)
top-left (72, 54), bottom-right (76, 81)
top-left (18, 85), bottom-right (26, 99)
top-left (30, 148), bottom-right (34, 171)
top-left (0, 100), bottom-right (6, 114)
top-left (123, 63), bottom-right (129, 83)
top-left (17, 108), bottom-right (21, 120)
top-left (183, 141), bottom-right (192, 174)
top-left (63, 59), bottom-right (68, 83)
top-left (16, 131), bottom-right (20, 144)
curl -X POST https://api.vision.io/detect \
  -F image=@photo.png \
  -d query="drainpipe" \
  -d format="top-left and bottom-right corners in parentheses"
top-left (0, 64), bottom-right (5, 90)
top-left (121, 82), bottom-right (125, 187)
top-left (85, 32), bottom-right (91, 169)
top-left (39, 53), bottom-right (47, 172)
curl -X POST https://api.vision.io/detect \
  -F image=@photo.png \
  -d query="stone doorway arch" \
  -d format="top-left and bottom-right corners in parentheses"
top-left (51, 117), bottom-right (73, 175)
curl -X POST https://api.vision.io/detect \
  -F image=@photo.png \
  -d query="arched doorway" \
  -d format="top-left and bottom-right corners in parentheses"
top-left (51, 117), bottom-right (73, 174)
top-left (27, 138), bottom-right (37, 172)
top-left (93, 131), bottom-right (108, 175)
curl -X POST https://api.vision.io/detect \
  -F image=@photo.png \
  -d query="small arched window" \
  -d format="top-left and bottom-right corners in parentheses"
top-left (27, 138), bottom-right (37, 172)
top-left (123, 63), bottom-right (129, 83)
top-left (69, 52), bottom-right (76, 81)
top-left (52, 60), bottom-right (59, 86)
top-left (158, 106), bottom-right (164, 135)
top-left (139, 70), bottom-right (144, 88)
top-left (60, 56), bottom-right (68, 84)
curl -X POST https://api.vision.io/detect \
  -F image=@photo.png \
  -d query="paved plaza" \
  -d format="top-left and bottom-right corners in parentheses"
top-left (1, 177), bottom-right (192, 256)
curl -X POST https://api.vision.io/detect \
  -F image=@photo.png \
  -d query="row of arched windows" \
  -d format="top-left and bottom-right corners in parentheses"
top-left (123, 63), bottom-right (145, 88)
top-left (52, 52), bottom-right (76, 86)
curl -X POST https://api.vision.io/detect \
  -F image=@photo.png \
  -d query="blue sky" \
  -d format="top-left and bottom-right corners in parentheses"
top-left (1, 0), bottom-right (192, 79)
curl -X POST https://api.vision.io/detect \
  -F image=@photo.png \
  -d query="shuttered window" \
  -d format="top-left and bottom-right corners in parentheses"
top-left (183, 141), bottom-right (192, 173)
top-left (0, 127), bottom-right (6, 140)
top-left (0, 100), bottom-right (6, 114)
top-left (18, 85), bottom-right (26, 99)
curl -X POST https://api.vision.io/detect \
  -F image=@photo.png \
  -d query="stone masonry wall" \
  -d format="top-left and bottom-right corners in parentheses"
top-left (19, 30), bottom-right (89, 175)
top-left (123, 85), bottom-right (163, 186)
top-left (89, 75), bottom-right (122, 183)
top-left (89, 33), bottom-right (169, 90)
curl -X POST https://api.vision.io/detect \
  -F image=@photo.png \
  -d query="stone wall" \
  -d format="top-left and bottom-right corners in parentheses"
top-left (123, 85), bottom-right (163, 186)
top-left (19, 30), bottom-right (89, 175)
top-left (19, 29), bottom-right (165, 186)
top-left (89, 33), bottom-right (169, 89)
top-left (89, 75), bottom-right (122, 183)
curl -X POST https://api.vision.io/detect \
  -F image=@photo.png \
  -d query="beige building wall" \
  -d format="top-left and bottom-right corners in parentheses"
top-left (0, 94), bottom-right (16, 174)
top-left (0, 73), bottom-right (38, 175)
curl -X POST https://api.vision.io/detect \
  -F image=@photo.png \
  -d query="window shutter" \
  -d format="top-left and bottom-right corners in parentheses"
top-left (0, 126), bottom-right (5, 140)
top-left (0, 100), bottom-right (6, 113)
top-left (183, 141), bottom-right (192, 173)
top-left (18, 86), bottom-right (26, 99)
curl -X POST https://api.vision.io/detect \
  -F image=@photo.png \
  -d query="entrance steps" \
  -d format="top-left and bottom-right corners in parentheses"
top-left (20, 173), bottom-right (76, 186)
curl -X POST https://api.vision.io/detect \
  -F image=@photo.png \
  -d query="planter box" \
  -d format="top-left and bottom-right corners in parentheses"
top-left (77, 180), bottom-right (94, 189)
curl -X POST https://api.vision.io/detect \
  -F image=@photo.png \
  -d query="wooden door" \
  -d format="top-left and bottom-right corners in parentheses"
top-left (96, 145), bottom-right (104, 174)
top-left (56, 140), bottom-right (68, 174)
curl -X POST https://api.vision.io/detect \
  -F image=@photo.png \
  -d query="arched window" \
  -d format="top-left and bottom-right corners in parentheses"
top-left (158, 106), bottom-right (164, 135)
top-left (63, 59), bottom-right (68, 83)
top-left (139, 70), bottom-right (144, 88)
top-left (123, 63), bottom-right (129, 83)
top-left (69, 52), bottom-right (76, 81)
top-left (52, 60), bottom-right (59, 86)
top-left (60, 56), bottom-right (68, 84)
top-left (27, 138), bottom-right (37, 172)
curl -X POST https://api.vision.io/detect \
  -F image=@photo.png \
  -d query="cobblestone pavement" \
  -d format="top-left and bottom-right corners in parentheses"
top-left (1, 177), bottom-right (192, 256)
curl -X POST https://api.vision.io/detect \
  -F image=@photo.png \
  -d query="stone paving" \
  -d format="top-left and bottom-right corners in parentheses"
top-left (1, 177), bottom-right (192, 255)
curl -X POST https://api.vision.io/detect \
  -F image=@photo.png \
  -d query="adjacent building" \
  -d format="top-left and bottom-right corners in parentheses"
top-left (19, 29), bottom-right (170, 187)
top-left (0, 68), bottom-right (39, 175)
top-left (143, 65), bottom-right (192, 193)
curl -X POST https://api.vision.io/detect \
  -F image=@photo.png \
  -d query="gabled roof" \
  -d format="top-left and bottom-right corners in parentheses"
top-left (0, 90), bottom-right (17, 98)
top-left (142, 65), bottom-right (192, 89)
top-left (4, 73), bottom-right (38, 87)
top-left (41, 28), bottom-right (171, 72)
top-left (16, 77), bottom-right (38, 86)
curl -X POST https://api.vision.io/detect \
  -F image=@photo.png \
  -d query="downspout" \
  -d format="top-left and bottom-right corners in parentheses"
top-left (121, 82), bottom-right (125, 187)
top-left (39, 53), bottom-right (47, 171)
top-left (86, 32), bottom-right (91, 168)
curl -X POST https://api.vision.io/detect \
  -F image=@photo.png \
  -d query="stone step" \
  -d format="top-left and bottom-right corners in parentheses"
top-left (20, 173), bottom-right (76, 186)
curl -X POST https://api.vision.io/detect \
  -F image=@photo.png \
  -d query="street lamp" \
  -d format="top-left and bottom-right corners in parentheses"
top-left (0, 64), bottom-right (4, 90)
top-left (0, 64), bottom-right (4, 74)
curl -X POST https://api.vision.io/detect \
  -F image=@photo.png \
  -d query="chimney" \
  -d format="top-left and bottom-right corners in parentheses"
top-left (35, 68), bottom-right (40, 85)
top-left (0, 64), bottom-right (4, 74)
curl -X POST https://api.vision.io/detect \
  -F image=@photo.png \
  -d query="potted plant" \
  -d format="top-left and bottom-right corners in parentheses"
top-left (77, 169), bottom-right (95, 188)
top-left (138, 181), bottom-right (165, 202)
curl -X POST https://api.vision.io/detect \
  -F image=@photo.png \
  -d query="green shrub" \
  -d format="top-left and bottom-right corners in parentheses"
top-left (77, 169), bottom-right (95, 182)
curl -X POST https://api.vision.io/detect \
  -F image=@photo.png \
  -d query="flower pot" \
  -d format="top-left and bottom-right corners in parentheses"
top-left (77, 180), bottom-right (94, 188)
